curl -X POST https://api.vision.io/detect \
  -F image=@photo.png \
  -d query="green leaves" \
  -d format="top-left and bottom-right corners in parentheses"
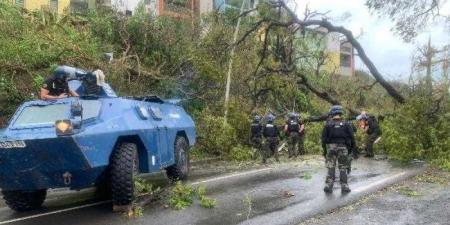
top-left (168, 182), bottom-right (216, 210)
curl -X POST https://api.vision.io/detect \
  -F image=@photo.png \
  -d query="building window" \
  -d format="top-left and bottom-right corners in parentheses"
top-left (341, 46), bottom-right (352, 53)
top-left (70, 0), bottom-right (89, 14)
top-left (50, 0), bottom-right (58, 13)
top-left (164, 0), bottom-right (192, 14)
top-left (15, 0), bottom-right (24, 7)
top-left (340, 54), bottom-right (351, 68)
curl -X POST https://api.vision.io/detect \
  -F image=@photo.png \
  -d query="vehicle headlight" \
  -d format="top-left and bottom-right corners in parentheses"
top-left (55, 120), bottom-right (73, 136)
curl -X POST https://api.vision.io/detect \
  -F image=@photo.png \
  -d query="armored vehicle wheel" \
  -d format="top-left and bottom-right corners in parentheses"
top-left (166, 136), bottom-right (190, 182)
top-left (2, 189), bottom-right (47, 211)
top-left (110, 142), bottom-right (138, 206)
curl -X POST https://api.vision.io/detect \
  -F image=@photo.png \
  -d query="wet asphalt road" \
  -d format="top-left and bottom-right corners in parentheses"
top-left (301, 169), bottom-right (450, 225)
top-left (0, 156), bottom-right (424, 225)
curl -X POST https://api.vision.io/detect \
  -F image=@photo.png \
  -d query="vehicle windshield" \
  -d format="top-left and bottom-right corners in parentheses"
top-left (13, 104), bottom-right (69, 127)
top-left (81, 100), bottom-right (101, 120)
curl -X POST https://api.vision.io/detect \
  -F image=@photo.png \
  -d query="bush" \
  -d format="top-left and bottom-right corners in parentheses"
top-left (303, 122), bottom-right (323, 154)
top-left (379, 96), bottom-right (450, 170)
top-left (228, 145), bottom-right (253, 161)
top-left (195, 110), bottom-right (238, 156)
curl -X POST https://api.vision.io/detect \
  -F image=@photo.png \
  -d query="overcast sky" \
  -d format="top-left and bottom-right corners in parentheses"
top-left (294, 0), bottom-right (450, 81)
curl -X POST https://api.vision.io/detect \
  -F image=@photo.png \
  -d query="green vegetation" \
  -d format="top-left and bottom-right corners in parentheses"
top-left (0, 1), bottom-right (449, 169)
top-left (134, 177), bottom-right (159, 197)
top-left (300, 172), bottom-right (312, 180)
top-left (168, 182), bottom-right (216, 210)
top-left (168, 182), bottom-right (196, 210)
top-left (398, 187), bottom-right (423, 197)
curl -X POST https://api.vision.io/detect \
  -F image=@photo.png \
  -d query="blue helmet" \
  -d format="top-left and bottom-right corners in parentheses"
top-left (266, 114), bottom-right (275, 123)
top-left (329, 105), bottom-right (344, 116)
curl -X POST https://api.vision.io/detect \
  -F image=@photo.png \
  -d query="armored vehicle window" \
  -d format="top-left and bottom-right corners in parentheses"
top-left (81, 100), bottom-right (101, 120)
top-left (14, 104), bottom-right (69, 127)
top-left (149, 106), bottom-right (163, 120)
top-left (136, 106), bottom-right (150, 120)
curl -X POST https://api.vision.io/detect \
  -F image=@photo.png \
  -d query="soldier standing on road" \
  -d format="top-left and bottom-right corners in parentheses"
top-left (322, 105), bottom-right (355, 194)
top-left (263, 114), bottom-right (280, 163)
top-left (250, 115), bottom-right (263, 161)
top-left (284, 113), bottom-right (305, 158)
top-left (357, 111), bottom-right (382, 158)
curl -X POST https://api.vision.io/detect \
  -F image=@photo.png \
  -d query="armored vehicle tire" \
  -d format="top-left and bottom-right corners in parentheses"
top-left (2, 189), bottom-right (47, 211)
top-left (110, 142), bottom-right (138, 206)
top-left (166, 136), bottom-right (190, 182)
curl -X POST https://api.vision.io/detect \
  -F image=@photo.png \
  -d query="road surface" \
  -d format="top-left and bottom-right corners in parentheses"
top-left (0, 156), bottom-right (424, 225)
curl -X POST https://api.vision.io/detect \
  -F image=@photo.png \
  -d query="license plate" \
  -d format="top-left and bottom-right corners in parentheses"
top-left (0, 141), bottom-right (27, 149)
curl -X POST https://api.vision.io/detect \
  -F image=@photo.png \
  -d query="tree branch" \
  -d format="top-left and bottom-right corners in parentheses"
top-left (276, 1), bottom-right (406, 104)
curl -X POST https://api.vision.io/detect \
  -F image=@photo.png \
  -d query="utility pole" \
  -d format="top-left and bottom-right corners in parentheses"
top-left (425, 37), bottom-right (434, 95)
top-left (224, 0), bottom-right (248, 123)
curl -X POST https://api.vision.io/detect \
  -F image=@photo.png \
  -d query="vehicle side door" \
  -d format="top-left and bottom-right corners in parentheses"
top-left (148, 104), bottom-right (171, 168)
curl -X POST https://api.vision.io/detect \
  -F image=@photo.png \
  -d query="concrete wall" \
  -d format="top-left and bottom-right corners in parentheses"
top-left (12, 0), bottom-right (69, 14)
top-left (199, 0), bottom-right (214, 14)
top-left (110, 0), bottom-right (141, 12)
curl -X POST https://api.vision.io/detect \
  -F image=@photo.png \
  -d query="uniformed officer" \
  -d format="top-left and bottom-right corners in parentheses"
top-left (322, 105), bottom-right (355, 194)
top-left (357, 112), bottom-right (382, 158)
top-left (40, 67), bottom-right (79, 100)
top-left (284, 113), bottom-right (305, 158)
top-left (250, 115), bottom-right (263, 160)
top-left (262, 114), bottom-right (280, 163)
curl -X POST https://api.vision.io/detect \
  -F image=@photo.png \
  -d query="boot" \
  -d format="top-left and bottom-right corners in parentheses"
top-left (324, 183), bottom-right (333, 193)
top-left (341, 184), bottom-right (351, 193)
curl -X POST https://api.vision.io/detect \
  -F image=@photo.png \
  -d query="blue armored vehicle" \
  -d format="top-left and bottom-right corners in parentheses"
top-left (0, 66), bottom-right (196, 211)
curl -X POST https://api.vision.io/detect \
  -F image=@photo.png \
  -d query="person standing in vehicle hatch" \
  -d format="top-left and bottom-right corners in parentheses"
top-left (40, 68), bottom-right (79, 100)
top-left (322, 105), bottom-right (355, 194)
top-left (263, 114), bottom-right (280, 163)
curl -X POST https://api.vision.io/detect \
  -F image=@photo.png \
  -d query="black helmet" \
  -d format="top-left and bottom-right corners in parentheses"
top-left (288, 112), bottom-right (296, 119)
top-left (329, 105), bottom-right (344, 116)
top-left (53, 67), bottom-right (70, 82)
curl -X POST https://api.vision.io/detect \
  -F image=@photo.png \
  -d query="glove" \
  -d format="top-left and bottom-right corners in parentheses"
top-left (322, 144), bottom-right (327, 159)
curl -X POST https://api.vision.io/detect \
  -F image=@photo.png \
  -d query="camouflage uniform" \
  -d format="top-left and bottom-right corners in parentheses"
top-left (322, 106), bottom-right (355, 193)
top-left (325, 143), bottom-right (350, 188)
top-left (285, 114), bottom-right (305, 158)
top-left (362, 115), bottom-right (382, 158)
top-left (250, 119), bottom-right (263, 160)
top-left (263, 137), bottom-right (279, 163)
top-left (263, 116), bottom-right (280, 163)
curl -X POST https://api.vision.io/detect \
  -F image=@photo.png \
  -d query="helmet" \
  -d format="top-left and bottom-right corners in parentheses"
top-left (53, 65), bottom-right (88, 81)
top-left (329, 105), bottom-right (344, 116)
top-left (253, 115), bottom-right (261, 123)
top-left (356, 114), bottom-right (368, 121)
top-left (288, 112), bottom-right (296, 119)
top-left (266, 114), bottom-right (275, 123)
top-left (53, 67), bottom-right (70, 81)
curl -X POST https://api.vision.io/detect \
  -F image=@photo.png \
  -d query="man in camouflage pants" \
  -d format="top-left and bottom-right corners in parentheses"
top-left (250, 115), bottom-right (263, 160)
top-left (284, 113), bottom-right (305, 158)
top-left (357, 112), bottom-right (382, 158)
top-left (321, 105), bottom-right (355, 194)
top-left (262, 114), bottom-right (280, 163)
